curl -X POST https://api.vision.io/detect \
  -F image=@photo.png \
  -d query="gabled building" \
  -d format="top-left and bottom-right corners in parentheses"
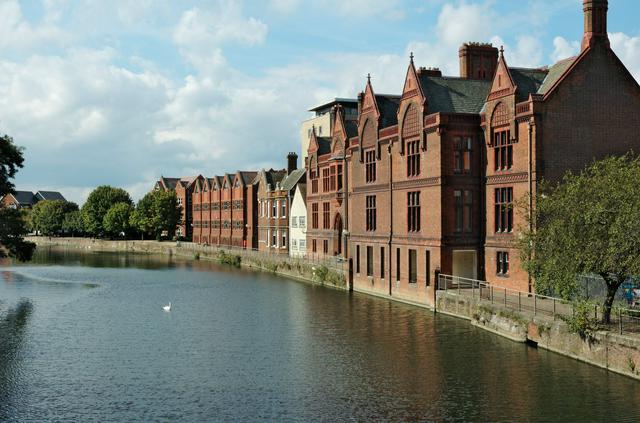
top-left (256, 154), bottom-right (306, 254)
top-left (344, 0), bottom-right (640, 304)
top-left (482, 0), bottom-right (640, 290)
top-left (306, 105), bottom-right (357, 259)
top-left (1, 190), bottom-right (67, 209)
top-left (289, 183), bottom-right (307, 258)
top-left (154, 176), bottom-right (197, 240)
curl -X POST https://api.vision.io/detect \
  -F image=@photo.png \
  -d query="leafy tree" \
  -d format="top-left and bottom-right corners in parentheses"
top-left (81, 186), bottom-right (133, 237)
top-left (519, 154), bottom-right (640, 324)
top-left (0, 135), bottom-right (35, 261)
top-left (130, 190), bottom-right (181, 240)
top-left (31, 200), bottom-right (78, 236)
top-left (103, 202), bottom-right (134, 238)
top-left (62, 210), bottom-right (84, 237)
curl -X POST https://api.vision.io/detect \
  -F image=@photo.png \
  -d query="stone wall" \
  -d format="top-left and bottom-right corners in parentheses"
top-left (437, 291), bottom-right (640, 380)
top-left (27, 237), bottom-right (348, 291)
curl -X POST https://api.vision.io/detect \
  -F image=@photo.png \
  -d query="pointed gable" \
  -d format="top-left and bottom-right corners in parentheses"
top-left (398, 56), bottom-right (427, 153)
top-left (332, 106), bottom-right (348, 155)
top-left (401, 55), bottom-right (425, 103)
top-left (488, 48), bottom-right (516, 101)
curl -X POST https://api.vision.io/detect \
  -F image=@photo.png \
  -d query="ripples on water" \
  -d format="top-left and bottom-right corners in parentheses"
top-left (0, 247), bottom-right (639, 422)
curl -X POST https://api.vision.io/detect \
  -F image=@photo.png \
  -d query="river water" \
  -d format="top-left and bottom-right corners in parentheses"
top-left (0, 247), bottom-right (638, 422)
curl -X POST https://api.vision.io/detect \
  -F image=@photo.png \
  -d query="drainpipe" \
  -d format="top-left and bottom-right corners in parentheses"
top-left (388, 142), bottom-right (393, 296)
top-left (527, 117), bottom-right (535, 293)
top-left (343, 154), bottom-right (349, 259)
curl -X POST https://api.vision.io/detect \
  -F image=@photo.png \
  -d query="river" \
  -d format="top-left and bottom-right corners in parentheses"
top-left (1, 247), bottom-right (638, 422)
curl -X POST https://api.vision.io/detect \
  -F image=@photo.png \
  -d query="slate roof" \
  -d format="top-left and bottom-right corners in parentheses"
top-left (316, 136), bottom-right (332, 155)
top-left (510, 67), bottom-right (548, 102)
top-left (344, 119), bottom-right (358, 138)
top-left (538, 56), bottom-right (577, 96)
top-left (160, 177), bottom-right (180, 190)
top-left (35, 191), bottom-right (66, 202)
top-left (419, 76), bottom-right (491, 114)
top-left (11, 191), bottom-right (37, 206)
top-left (375, 95), bottom-right (401, 127)
top-left (280, 168), bottom-right (306, 192)
top-left (237, 171), bottom-right (258, 185)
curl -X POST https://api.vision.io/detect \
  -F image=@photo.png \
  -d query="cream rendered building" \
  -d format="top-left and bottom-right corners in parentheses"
top-left (289, 184), bottom-right (308, 258)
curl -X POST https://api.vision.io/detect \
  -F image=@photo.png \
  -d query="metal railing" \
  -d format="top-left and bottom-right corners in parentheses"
top-left (437, 274), bottom-right (640, 335)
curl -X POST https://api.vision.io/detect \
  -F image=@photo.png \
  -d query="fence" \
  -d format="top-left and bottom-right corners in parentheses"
top-left (437, 274), bottom-right (640, 335)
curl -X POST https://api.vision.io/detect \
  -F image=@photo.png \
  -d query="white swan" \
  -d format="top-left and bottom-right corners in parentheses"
top-left (163, 302), bottom-right (171, 312)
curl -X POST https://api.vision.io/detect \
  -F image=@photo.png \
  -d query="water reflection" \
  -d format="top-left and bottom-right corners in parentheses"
top-left (0, 299), bottom-right (33, 420)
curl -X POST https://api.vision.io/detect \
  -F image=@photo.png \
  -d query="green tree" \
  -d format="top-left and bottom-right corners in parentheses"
top-left (0, 134), bottom-right (35, 261)
top-left (519, 154), bottom-right (640, 324)
top-left (81, 186), bottom-right (133, 237)
top-left (62, 210), bottom-right (84, 237)
top-left (31, 200), bottom-right (78, 236)
top-left (103, 202), bottom-right (133, 238)
top-left (130, 190), bottom-right (181, 240)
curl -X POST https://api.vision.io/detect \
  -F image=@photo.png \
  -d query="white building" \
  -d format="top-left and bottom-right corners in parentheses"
top-left (289, 184), bottom-right (307, 258)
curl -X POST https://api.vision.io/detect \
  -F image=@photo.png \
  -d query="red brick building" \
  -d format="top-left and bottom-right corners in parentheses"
top-left (306, 106), bottom-right (357, 259)
top-left (256, 154), bottom-right (305, 254)
top-left (154, 176), bottom-right (196, 240)
top-left (345, 0), bottom-right (640, 304)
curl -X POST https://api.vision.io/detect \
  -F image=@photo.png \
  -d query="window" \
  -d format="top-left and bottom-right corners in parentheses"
top-left (292, 217), bottom-right (298, 228)
top-left (407, 192), bottom-right (420, 232)
top-left (356, 245), bottom-right (360, 273)
top-left (318, 125), bottom-right (323, 135)
top-left (322, 168), bottom-right (330, 192)
top-left (323, 239), bottom-right (328, 254)
top-left (300, 239), bottom-right (306, 250)
top-left (311, 170), bottom-right (318, 193)
top-left (329, 166), bottom-right (337, 191)
top-left (409, 249), bottom-right (417, 284)
top-left (272, 200), bottom-right (278, 218)
top-left (272, 230), bottom-right (277, 247)
top-left (407, 140), bottom-right (420, 177)
top-left (493, 129), bottom-right (513, 171)
top-left (282, 231), bottom-right (287, 248)
top-left (365, 150), bottom-right (376, 183)
top-left (366, 246), bottom-right (374, 277)
top-left (312, 203), bottom-right (319, 229)
top-left (497, 251), bottom-right (510, 275)
top-left (455, 190), bottom-right (473, 233)
top-left (299, 216), bottom-right (306, 228)
top-left (323, 202), bottom-right (330, 229)
top-left (396, 248), bottom-right (401, 282)
top-left (281, 201), bottom-right (286, 218)
top-left (337, 165), bottom-right (343, 191)
top-left (494, 187), bottom-right (513, 233)
top-left (425, 251), bottom-right (431, 286)
top-left (308, 128), bottom-right (312, 138)
top-left (454, 136), bottom-right (472, 173)
top-left (312, 239), bottom-right (317, 253)
top-left (366, 196), bottom-right (376, 231)
top-left (380, 247), bottom-right (385, 279)
top-left (292, 239), bottom-right (298, 250)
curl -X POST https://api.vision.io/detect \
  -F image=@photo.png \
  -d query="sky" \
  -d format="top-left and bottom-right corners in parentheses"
top-left (2, 0), bottom-right (639, 205)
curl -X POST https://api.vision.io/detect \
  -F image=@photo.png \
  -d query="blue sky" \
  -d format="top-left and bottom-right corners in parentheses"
top-left (2, 0), bottom-right (639, 204)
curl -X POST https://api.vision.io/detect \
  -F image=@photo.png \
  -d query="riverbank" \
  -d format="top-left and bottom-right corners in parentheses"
top-left (26, 236), bottom-right (640, 381)
top-left (26, 236), bottom-right (348, 291)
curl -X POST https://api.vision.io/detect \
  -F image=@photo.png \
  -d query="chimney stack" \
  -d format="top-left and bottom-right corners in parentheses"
top-left (582, 0), bottom-right (609, 51)
top-left (458, 42), bottom-right (498, 80)
top-left (417, 67), bottom-right (442, 78)
top-left (287, 152), bottom-right (298, 174)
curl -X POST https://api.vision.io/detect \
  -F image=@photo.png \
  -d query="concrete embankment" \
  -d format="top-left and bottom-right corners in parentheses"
top-left (26, 237), bottom-right (348, 291)
top-left (437, 291), bottom-right (640, 380)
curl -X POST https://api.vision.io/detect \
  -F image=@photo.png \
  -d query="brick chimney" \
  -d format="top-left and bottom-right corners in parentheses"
top-left (459, 43), bottom-right (498, 80)
top-left (287, 152), bottom-right (298, 174)
top-left (582, 0), bottom-right (609, 51)
top-left (417, 67), bottom-right (442, 78)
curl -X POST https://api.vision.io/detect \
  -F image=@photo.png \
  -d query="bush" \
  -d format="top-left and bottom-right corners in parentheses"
top-left (215, 250), bottom-right (241, 267)
top-left (562, 301), bottom-right (598, 341)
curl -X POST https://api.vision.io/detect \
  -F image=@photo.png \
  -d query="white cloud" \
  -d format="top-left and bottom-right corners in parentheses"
top-left (0, 0), bottom-right (67, 50)
top-left (610, 32), bottom-right (640, 83)
top-left (551, 36), bottom-right (580, 63)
